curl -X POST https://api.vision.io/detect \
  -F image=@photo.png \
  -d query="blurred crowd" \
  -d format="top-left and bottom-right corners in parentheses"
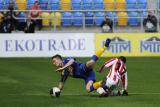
top-left (0, 1), bottom-right (42, 33)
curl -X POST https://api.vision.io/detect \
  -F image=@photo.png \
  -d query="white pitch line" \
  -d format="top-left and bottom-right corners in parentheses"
top-left (8, 92), bottom-right (160, 96)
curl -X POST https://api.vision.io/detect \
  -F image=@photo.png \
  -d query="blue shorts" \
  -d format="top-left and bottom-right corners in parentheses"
top-left (79, 63), bottom-right (96, 84)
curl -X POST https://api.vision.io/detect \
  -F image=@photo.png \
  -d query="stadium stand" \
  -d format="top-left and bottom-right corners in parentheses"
top-left (115, 0), bottom-right (126, 10)
top-left (49, 0), bottom-right (60, 10)
top-left (126, 0), bottom-right (136, 9)
top-left (16, 0), bottom-right (27, 10)
top-left (41, 12), bottom-right (50, 26)
top-left (104, 0), bottom-right (115, 10)
top-left (128, 12), bottom-right (139, 26)
top-left (73, 12), bottom-right (83, 26)
top-left (71, 0), bottom-right (81, 10)
top-left (95, 12), bottom-right (105, 26)
top-left (51, 12), bottom-right (61, 26)
top-left (62, 12), bottom-right (72, 26)
top-left (93, 0), bottom-right (104, 10)
top-left (61, 0), bottom-right (71, 10)
top-left (0, 0), bottom-right (159, 33)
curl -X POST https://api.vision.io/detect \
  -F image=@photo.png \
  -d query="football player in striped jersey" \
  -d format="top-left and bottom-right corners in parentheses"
top-left (97, 56), bottom-right (128, 97)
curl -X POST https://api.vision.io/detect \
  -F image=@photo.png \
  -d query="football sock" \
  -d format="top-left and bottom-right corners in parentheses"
top-left (95, 46), bottom-right (107, 57)
top-left (93, 81), bottom-right (102, 89)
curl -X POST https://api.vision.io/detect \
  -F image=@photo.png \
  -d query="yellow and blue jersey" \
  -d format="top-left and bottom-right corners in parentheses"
top-left (60, 57), bottom-right (95, 84)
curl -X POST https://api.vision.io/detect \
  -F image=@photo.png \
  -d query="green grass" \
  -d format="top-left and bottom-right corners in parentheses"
top-left (0, 57), bottom-right (160, 107)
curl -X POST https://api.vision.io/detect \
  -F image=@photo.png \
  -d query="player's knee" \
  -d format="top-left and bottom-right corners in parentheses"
top-left (86, 86), bottom-right (91, 92)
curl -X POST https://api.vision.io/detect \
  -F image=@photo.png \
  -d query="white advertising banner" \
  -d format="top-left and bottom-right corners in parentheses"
top-left (0, 33), bottom-right (94, 57)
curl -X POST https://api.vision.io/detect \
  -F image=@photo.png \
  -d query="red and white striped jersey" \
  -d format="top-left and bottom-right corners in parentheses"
top-left (99, 58), bottom-right (128, 90)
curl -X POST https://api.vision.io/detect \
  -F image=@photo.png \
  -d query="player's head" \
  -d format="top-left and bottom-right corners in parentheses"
top-left (119, 56), bottom-right (126, 64)
top-left (51, 54), bottom-right (63, 67)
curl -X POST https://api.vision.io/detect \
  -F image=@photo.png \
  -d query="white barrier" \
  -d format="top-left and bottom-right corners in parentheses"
top-left (0, 33), bottom-right (94, 57)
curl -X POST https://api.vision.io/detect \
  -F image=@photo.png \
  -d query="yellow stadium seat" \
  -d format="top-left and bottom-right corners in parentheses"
top-left (61, 0), bottom-right (71, 10)
top-left (117, 12), bottom-right (128, 26)
top-left (41, 12), bottom-right (50, 26)
top-left (16, 0), bottom-right (27, 10)
top-left (51, 12), bottom-right (61, 26)
top-left (115, 0), bottom-right (126, 10)
top-left (104, 0), bottom-right (115, 10)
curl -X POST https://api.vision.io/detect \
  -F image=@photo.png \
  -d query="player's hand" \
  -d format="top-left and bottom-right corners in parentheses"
top-left (122, 90), bottom-right (128, 96)
top-left (56, 67), bottom-right (64, 72)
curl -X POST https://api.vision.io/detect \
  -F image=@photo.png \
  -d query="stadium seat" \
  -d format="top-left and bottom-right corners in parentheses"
top-left (51, 12), bottom-right (61, 26)
top-left (104, 0), bottom-right (115, 10)
top-left (27, 0), bottom-right (36, 9)
top-left (82, 0), bottom-right (93, 10)
top-left (0, 0), bottom-right (4, 9)
top-left (62, 12), bottom-right (72, 26)
top-left (106, 12), bottom-right (117, 25)
top-left (137, 0), bottom-right (147, 9)
top-left (126, 0), bottom-right (137, 9)
top-left (95, 12), bottom-right (105, 26)
top-left (5, 0), bottom-right (11, 9)
top-left (71, 0), bottom-right (81, 10)
top-left (85, 12), bottom-right (94, 25)
top-left (93, 0), bottom-right (104, 10)
top-left (73, 12), bottom-right (83, 26)
top-left (49, 0), bottom-right (60, 10)
top-left (117, 12), bottom-right (128, 26)
top-left (61, 0), bottom-right (71, 10)
top-left (39, 0), bottom-right (48, 10)
top-left (139, 11), bottom-right (148, 23)
top-left (16, 0), bottom-right (27, 10)
top-left (41, 12), bottom-right (50, 26)
top-left (128, 12), bottom-right (139, 26)
top-left (115, 0), bottom-right (126, 10)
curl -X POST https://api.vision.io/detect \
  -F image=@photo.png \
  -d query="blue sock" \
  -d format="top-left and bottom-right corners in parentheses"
top-left (91, 55), bottom-right (98, 62)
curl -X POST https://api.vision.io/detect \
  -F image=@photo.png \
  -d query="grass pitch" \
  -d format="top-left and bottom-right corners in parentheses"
top-left (0, 57), bottom-right (160, 107)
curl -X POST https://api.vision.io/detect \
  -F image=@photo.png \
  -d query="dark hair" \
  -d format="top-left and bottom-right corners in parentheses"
top-left (119, 56), bottom-right (126, 63)
top-left (51, 54), bottom-right (63, 60)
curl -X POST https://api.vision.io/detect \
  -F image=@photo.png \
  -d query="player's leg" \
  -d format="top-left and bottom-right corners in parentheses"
top-left (86, 38), bottom-right (111, 68)
top-left (84, 70), bottom-right (102, 92)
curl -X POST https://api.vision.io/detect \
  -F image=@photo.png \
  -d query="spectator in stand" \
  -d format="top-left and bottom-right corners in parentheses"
top-left (24, 16), bottom-right (36, 33)
top-left (0, 14), bottom-right (12, 33)
top-left (6, 4), bottom-right (18, 31)
top-left (0, 12), bottom-right (4, 25)
top-left (30, 1), bottom-right (42, 30)
top-left (143, 11), bottom-right (157, 32)
top-left (100, 16), bottom-right (113, 33)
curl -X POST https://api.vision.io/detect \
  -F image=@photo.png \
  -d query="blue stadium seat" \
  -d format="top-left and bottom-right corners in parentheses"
top-left (126, 0), bottom-right (136, 9)
top-left (5, 0), bottom-right (11, 9)
top-left (27, 0), bottom-right (36, 9)
top-left (85, 12), bottom-right (94, 25)
top-left (73, 12), bottom-right (83, 26)
top-left (93, 0), bottom-right (104, 10)
top-left (17, 12), bottom-right (26, 23)
top-left (137, 0), bottom-right (147, 9)
top-left (82, 0), bottom-right (93, 10)
top-left (49, 0), bottom-right (60, 10)
top-left (39, 0), bottom-right (48, 10)
top-left (106, 12), bottom-right (117, 25)
top-left (0, 0), bottom-right (4, 9)
top-left (71, 0), bottom-right (81, 10)
top-left (128, 12), bottom-right (139, 26)
top-left (139, 12), bottom-right (148, 21)
top-left (95, 12), bottom-right (105, 26)
top-left (62, 12), bottom-right (72, 26)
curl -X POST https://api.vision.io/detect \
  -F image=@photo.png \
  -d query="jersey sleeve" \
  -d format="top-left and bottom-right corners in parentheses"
top-left (104, 58), bottom-right (117, 68)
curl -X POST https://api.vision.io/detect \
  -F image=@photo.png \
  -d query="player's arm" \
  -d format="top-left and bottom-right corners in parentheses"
top-left (98, 58), bottom-right (116, 73)
top-left (58, 74), bottom-right (68, 90)
top-left (121, 72), bottom-right (128, 96)
top-left (56, 59), bottom-right (75, 72)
